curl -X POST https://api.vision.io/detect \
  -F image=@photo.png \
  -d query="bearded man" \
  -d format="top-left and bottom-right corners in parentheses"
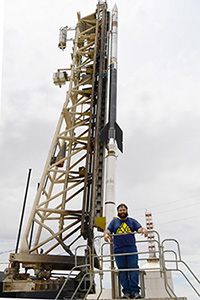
top-left (104, 204), bottom-right (148, 299)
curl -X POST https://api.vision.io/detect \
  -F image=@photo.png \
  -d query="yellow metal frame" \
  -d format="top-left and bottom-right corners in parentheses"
top-left (18, 11), bottom-right (99, 256)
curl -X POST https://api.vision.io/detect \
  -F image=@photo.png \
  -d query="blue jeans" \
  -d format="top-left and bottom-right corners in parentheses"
top-left (114, 251), bottom-right (140, 294)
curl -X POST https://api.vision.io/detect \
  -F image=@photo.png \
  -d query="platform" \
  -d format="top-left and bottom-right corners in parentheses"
top-left (87, 298), bottom-right (187, 300)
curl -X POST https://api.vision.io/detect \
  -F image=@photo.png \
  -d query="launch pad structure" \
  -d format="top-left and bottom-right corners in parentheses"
top-left (1, 1), bottom-right (110, 298)
top-left (0, 1), bottom-right (199, 300)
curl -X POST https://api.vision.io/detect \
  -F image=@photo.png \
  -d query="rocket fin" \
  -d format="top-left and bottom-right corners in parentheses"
top-left (115, 122), bottom-right (123, 153)
top-left (100, 122), bottom-right (110, 143)
top-left (100, 122), bottom-right (123, 153)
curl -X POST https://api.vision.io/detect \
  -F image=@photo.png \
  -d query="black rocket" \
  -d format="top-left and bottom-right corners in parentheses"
top-left (101, 4), bottom-right (123, 152)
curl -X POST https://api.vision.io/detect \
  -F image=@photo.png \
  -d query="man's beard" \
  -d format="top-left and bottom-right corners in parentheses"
top-left (118, 212), bottom-right (128, 219)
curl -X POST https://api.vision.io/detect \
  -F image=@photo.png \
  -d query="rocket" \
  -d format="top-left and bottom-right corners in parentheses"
top-left (101, 4), bottom-right (123, 228)
top-left (101, 4), bottom-right (123, 153)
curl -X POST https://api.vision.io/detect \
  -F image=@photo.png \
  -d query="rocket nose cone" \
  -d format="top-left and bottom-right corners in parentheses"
top-left (112, 3), bottom-right (118, 12)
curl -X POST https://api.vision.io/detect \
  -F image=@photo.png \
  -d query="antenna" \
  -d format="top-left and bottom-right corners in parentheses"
top-left (145, 210), bottom-right (156, 258)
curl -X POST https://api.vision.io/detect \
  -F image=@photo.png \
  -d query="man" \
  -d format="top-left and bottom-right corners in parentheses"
top-left (104, 204), bottom-right (148, 299)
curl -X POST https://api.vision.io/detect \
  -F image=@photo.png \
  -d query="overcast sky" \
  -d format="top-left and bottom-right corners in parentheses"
top-left (1, 0), bottom-right (200, 299)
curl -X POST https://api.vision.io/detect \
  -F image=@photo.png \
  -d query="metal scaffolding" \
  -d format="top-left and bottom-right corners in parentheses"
top-left (2, 2), bottom-right (110, 297)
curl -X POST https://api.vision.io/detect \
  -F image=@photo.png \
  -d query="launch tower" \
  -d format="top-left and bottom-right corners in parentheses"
top-left (1, 2), bottom-right (110, 298)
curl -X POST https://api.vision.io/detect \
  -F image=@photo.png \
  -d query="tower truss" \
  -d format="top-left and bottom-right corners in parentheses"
top-left (3, 2), bottom-right (109, 296)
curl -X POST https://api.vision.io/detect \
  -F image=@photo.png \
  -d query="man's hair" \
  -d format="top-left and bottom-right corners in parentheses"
top-left (117, 203), bottom-right (128, 211)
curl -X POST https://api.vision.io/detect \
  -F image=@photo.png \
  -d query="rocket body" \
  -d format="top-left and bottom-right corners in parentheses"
top-left (108, 4), bottom-right (118, 136)
top-left (101, 4), bottom-right (123, 152)
top-left (103, 4), bottom-right (123, 228)
top-left (105, 141), bottom-right (117, 227)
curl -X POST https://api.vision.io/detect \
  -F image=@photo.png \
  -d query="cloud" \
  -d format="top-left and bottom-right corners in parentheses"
top-left (1, 1), bottom-right (200, 298)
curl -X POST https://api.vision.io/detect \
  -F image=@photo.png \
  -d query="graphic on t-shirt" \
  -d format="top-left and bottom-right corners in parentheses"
top-left (116, 222), bottom-right (132, 234)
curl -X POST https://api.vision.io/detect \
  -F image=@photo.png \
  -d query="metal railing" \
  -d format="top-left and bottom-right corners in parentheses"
top-left (55, 230), bottom-right (200, 300)
top-left (93, 231), bottom-right (164, 299)
top-left (55, 245), bottom-right (94, 300)
top-left (161, 238), bottom-right (200, 298)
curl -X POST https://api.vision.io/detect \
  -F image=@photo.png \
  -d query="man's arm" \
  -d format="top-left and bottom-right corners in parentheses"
top-left (137, 227), bottom-right (148, 237)
top-left (104, 229), bottom-right (111, 242)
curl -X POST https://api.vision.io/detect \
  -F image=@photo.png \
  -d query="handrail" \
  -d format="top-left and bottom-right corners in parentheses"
top-left (55, 245), bottom-right (92, 300)
top-left (93, 231), bottom-right (199, 299)
top-left (55, 263), bottom-right (91, 300)
top-left (167, 268), bottom-right (200, 297)
top-left (161, 238), bottom-right (200, 297)
top-left (96, 231), bottom-right (175, 299)
top-left (55, 231), bottom-right (199, 299)
top-left (162, 238), bottom-right (182, 260)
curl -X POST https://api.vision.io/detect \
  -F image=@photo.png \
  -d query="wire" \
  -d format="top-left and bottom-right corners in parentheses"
top-left (149, 193), bottom-right (200, 209)
top-left (0, 249), bottom-right (15, 255)
top-left (156, 214), bottom-right (200, 226)
top-left (129, 193), bottom-right (200, 213)
top-left (154, 201), bottom-right (200, 215)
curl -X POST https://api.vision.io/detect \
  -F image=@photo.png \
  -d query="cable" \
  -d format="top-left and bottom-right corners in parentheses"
top-left (153, 201), bottom-right (200, 215)
top-left (135, 201), bottom-right (200, 218)
top-left (156, 214), bottom-right (200, 226)
top-left (129, 193), bottom-right (200, 214)
top-left (148, 193), bottom-right (200, 209)
top-left (0, 249), bottom-right (15, 255)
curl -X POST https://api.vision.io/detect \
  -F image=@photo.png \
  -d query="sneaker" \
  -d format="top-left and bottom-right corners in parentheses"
top-left (131, 290), bottom-right (142, 299)
top-left (121, 293), bottom-right (131, 299)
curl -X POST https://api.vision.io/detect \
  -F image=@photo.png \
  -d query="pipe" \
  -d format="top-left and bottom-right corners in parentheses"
top-left (15, 168), bottom-right (32, 253)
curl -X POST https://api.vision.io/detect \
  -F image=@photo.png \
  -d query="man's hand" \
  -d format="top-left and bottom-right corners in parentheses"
top-left (137, 227), bottom-right (148, 238)
top-left (104, 229), bottom-right (111, 242)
